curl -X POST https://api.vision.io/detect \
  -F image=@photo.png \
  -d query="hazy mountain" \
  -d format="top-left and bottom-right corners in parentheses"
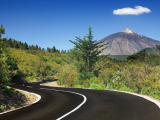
top-left (93, 28), bottom-right (160, 55)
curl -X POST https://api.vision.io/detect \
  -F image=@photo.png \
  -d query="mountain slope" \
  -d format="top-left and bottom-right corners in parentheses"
top-left (93, 28), bottom-right (160, 55)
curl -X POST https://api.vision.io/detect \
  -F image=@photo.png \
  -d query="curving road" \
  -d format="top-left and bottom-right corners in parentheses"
top-left (1, 79), bottom-right (160, 120)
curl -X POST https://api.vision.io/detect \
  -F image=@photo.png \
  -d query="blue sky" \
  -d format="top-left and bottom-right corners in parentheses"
top-left (0, 0), bottom-right (160, 52)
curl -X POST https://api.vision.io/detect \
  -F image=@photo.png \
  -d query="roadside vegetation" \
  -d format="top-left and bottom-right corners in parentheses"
top-left (54, 27), bottom-right (160, 102)
top-left (0, 24), bottom-right (160, 112)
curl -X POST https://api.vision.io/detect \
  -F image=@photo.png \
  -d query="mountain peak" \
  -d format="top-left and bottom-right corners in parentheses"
top-left (122, 28), bottom-right (135, 33)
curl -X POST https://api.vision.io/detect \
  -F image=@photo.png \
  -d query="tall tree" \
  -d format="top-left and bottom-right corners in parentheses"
top-left (28, 45), bottom-right (31, 50)
top-left (31, 44), bottom-right (36, 50)
top-left (38, 46), bottom-right (41, 51)
top-left (3, 38), bottom-right (9, 47)
top-left (47, 47), bottom-right (51, 52)
top-left (136, 49), bottom-right (149, 63)
top-left (15, 43), bottom-right (20, 49)
top-left (57, 49), bottom-right (60, 53)
top-left (155, 44), bottom-right (160, 56)
top-left (24, 42), bottom-right (29, 50)
top-left (0, 36), bottom-right (12, 85)
top-left (51, 46), bottom-right (56, 53)
top-left (8, 38), bottom-right (13, 48)
top-left (42, 48), bottom-right (45, 51)
top-left (36, 44), bottom-right (38, 51)
top-left (0, 24), bottom-right (5, 38)
top-left (0, 37), bottom-right (8, 58)
top-left (68, 26), bottom-right (110, 80)
top-left (0, 24), bottom-right (8, 59)
top-left (61, 49), bottom-right (64, 53)
top-left (12, 41), bottom-right (17, 48)
top-left (18, 41), bottom-right (22, 50)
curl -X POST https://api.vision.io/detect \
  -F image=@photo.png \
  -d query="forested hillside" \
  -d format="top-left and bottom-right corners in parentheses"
top-left (0, 35), bottom-right (68, 86)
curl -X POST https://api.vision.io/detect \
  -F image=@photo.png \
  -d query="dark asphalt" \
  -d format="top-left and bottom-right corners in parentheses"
top-left (0, 79), bottom-right (160, 120)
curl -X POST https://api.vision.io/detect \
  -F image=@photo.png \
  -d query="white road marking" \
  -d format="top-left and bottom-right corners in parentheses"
top-left (39, 88), bottom-right (87, 120)
top-left (26, 86), bottom-right (33, 88)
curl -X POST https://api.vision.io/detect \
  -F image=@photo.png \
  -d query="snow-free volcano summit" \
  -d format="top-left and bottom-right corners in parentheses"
top-left (93, 28), bottom-right (160, 55)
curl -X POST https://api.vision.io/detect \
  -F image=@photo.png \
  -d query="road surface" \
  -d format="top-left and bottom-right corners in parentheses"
top-left (1, 79), bottom-right (160, 120)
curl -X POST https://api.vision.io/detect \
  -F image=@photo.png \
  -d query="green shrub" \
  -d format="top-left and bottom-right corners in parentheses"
top-left (148, 89), bottom-right (160, 100)
top-left (12, 89), bottom-right (17, 94)
top-left (105, 83), bottom-right (115, 90)
top-left (118, 85), bottom-right (134, 93)
top-left (54, 59), bottom-right (61, 64)
top-left (140, 87), bottom-right (151, 95)
top-left (82, 80), bottom-right (91, 88)
top-left (75, 85), bottom-right (85, 88)
top-left (90, 76), bottom-right (98, 84)
top-left (1, 85), bottom-right (9, 92)
top-left (89, 83), bottom-right (103, 89)
top-left (62, 85), bottom-right (68, 87)
top-left (0, 105), bottom-right (7, 110)
top-left (26, 75), bottom-right (35, 80)
top-left (151, 89), bottom-right (160, 95)
top-left (127, 54), bottom-right (138, 61)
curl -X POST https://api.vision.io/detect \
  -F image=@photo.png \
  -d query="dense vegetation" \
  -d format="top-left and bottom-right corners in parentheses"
top-left (0, 24), bottom-right (160, 112)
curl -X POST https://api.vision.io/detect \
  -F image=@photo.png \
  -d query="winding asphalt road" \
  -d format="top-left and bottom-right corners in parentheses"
top-left (1, 79), bottom-right (160, 120)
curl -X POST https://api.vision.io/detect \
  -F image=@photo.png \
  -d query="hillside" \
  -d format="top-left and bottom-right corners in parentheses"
top-left (0, 47), bottom-right (67, 84)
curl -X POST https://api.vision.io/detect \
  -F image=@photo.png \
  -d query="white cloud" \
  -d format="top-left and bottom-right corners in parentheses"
top-left (113, 6), bottom-right (151, 15)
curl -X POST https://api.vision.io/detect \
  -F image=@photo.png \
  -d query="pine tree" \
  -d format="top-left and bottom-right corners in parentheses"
top-left (15, 43), bottom-right (20, 49)
top-left (18, 41), bottom-right (23, 50)
top-left (42, 48), bottom-right (45, 51)
top-left (36, 44), bottom-right (38, 51)
top-left (38, 46), bottom-right (41, 51)
top-left (31, 45), bottom-right (36, 50)
top-left (68, 26), bottom-right (110, 80)
top-left (61, 49), bottom-right (64, 53)
top-left (12, 41), bottom-right (16, 48)
top-left (0, 24), bottom-right (5, 38)
top-left (24, 42), bottom-right (29, 50)
top-left (28, 45), bottom-right (31, 50)
top-left (47, 47), bottom-right (51, 52)
top-left (155, 44), bottom-right (160, 56)
top-left (51, 46), bottom-right (56, 53)
top-left (136, 49), bottom-right (148, 63)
